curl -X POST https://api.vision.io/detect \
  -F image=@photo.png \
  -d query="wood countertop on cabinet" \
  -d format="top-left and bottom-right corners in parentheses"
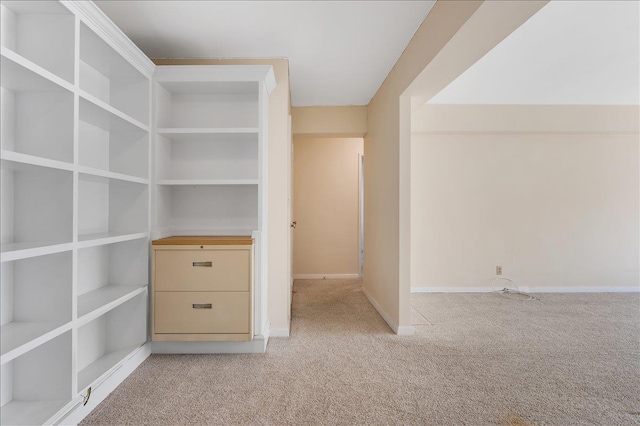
top-left (152, 236), bottom-right (254, 246)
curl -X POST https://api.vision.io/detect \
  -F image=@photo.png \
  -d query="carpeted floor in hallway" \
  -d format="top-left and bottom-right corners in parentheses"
top-left (81, 279), bottom-right (640, 425)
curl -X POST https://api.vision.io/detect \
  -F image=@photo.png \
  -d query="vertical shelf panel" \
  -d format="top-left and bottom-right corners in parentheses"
top-left (0, 1), bottom-right (75, 83)
top-left (0, 332), bottom-right (72, 426)
top-left (77, 293), bottom-right (147, 391)
top-left (79, 23), bottom-right (149, 125)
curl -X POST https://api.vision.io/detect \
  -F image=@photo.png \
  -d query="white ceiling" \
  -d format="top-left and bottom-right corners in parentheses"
top-left (429, 1), bottom-right (640, 105)
top-left (95, 0), bottom-right (436, 107)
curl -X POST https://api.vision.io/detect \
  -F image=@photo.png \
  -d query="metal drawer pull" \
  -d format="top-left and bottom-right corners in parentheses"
top-left (192, 261), bottom-right (212, 267)
top-left (192, 303), bottom-right (212, 309)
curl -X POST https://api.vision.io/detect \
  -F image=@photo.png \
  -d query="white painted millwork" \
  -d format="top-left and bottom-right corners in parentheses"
top-left (151, 65), bottom-right (275, 353)
top-left (0, 1), bottom-right (153, 425)
top-left (412, 287), bottom-right (640, 294)
top-left (1, 1), bottom-right (277, 424)
top-left (361, 286), bottom-right (414, 336)
top-left (294, 274), bottom-right (360, 280)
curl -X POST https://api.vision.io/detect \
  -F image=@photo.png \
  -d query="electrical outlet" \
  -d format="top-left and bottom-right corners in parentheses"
top-left (496, 266), bottom-right (502, 275)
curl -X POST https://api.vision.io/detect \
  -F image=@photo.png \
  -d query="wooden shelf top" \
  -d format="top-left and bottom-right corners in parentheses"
top-left (152, 236), bottom-right (254, 246)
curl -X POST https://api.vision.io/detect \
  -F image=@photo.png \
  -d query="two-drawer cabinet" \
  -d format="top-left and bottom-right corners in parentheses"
top-left (151, 236), bottom-right (254, 341)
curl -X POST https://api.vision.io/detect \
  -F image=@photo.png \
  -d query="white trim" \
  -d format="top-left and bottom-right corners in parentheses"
top-left (412, 287), bottom-right (495, 293)
top-left (361, 286), bottom-right (414, 336)
top-left (62, 1), bottom-right (155, 77)
top-left (154, 65), bottom-right (275, 87)
top-left (358, 153), bottom-right (364, 278)
top-left (151, 335), bottom-right (268, 354)
top-left (294, 274), bottom-right (360, 280)
top-left (58, 343), bottom-right (152, 425)
top-left (523, 286), bottom-right (639, 293)
top-left (269, 327), bottom-right (290, 337)
top-left (412, 286), bottom-right (640, 293)
top-left (396, 326), bottom-right (415, 336)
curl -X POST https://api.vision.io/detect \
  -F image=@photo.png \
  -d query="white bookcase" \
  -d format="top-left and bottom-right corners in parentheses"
top-left (153, 68), bottom-right (274, 236)
top-left (0, 1), bottom-right (154, 424)
top-left (152, 66), bottom-right (275, 344)
top-left (1, 1), bottom-right (278, 423)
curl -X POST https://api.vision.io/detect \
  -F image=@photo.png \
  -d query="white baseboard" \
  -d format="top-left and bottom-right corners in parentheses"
top-left (412, 286), bottom-right (640, 293)
top-left (59, 343), bottom-right (152, 425)
top-left (151, 335), bottom-right (268, 354)
top-left (412, 287), bottom-right (495, 293)
top-left (269, 327), bottom-right (290, 337)
top-left (294, 274), bottom-right (360, 280)
top-left (523, 286), bottom-right (639, 293)
top-left (396, 325), bottom-right (415, 336)
top-left (361, 286), bottom-right (414, 336)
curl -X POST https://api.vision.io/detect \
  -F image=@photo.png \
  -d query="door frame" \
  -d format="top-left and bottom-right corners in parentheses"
top-left (359, 153), bottom-right (364, 278)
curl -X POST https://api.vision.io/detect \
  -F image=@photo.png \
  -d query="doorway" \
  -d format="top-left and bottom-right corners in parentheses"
top-left (359, 153), bottom-right (364, 277)
top-left (292, 137), bottom-right (364, 279)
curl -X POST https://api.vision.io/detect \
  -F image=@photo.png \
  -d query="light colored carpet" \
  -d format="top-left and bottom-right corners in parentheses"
top-left (81, 280), bottom-right (640, 425)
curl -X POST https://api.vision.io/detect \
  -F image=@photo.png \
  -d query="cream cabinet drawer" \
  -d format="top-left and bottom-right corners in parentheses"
top-left (154, 292), bottom-right (250, 334)
top-left (155, 249), bottom-right (250, 292)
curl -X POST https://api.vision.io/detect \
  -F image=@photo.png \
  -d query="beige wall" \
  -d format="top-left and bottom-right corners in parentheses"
top-left (292, 106), bottom-right (367, 137)
top-left (364, 0), bottom-right (547, 334)
top-left (363, 1), bottom-right (483, 334)
top-left (411, 105), bottom-right (640, 291)
top-left (154, 58), bottom-right (292, 335)
top-left (293, 137), bottom-right (363, 277)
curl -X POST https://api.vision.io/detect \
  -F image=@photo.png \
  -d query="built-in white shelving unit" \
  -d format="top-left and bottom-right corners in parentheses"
top-left (152, 65), bottom-right (275, 345)
top-left (153, 67), bottom-right (273, 236)
top-left (1, 1), bottom-right (278, 423)
top-left (0, 1), bottom-right (154, 424)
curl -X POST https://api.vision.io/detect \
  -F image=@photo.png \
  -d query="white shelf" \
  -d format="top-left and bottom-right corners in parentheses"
top-left (77, 346), bottom-right (140, 391)
top-left (1, 161), bottom-right (73, 258)
top-left (77, 165), bottom-right (149, 185)
top-left (157, 185), bottom-right (259, 233)
top-left (1, 250), bottom-right (72, 364)
top-left (156, 130), bottom-right (258, 181)
top-left (0, 400), bottom-right (69, 426)
top-left (79, 91), bottom-right (149, 132)
top-left (156, 128), bottom-right (259, 142)
top-left (155, 80), bottom-right (259, 96)
top-left (0, 322), bottom-right (68, 363)
top-left (0, 150), bottom-right (74, 172)
top-left (1, 2), bottom-right (151, 424)
top-left (1, 331), bottom-right (72, 424)
top-left (79, 22), bottom-right (149, 126)
top-left (78, 285), bottom-right (147, 322)
top-left (76, 232), bottom-right (149, 248)
top-left (78, 174), bottom-right (148, 239)
top-left (0, 1), bottom-right (75, 83)
top-left (157, 179), bottom-right (259, 186)
top-left (0, 241), bottom-right (73, 263)
top-left (79, 96), bottom-right (149, 180)
top-left (77, 294), bottom-right (147, 390)
top-left (0, 47), bottom-right (74, 93)
top-left (155, 79), bottom-right (259, 129)
top-left (1, 53), bottom-right (74, 163)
